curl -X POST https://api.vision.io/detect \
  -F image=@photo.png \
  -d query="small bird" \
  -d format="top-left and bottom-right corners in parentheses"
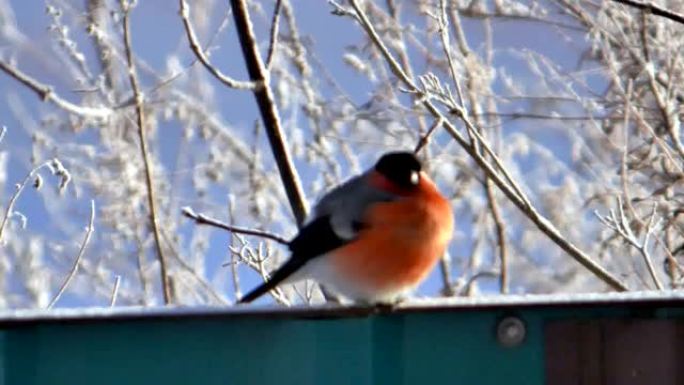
top-left (238, 151), bottom-right (454, 304)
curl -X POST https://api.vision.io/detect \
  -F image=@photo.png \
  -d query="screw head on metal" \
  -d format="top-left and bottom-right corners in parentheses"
top-left (497, 316), bottom-right (526, 347)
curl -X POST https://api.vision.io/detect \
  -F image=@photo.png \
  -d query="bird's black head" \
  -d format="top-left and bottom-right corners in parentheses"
top-left (374, 151), bottom-right (422, 189)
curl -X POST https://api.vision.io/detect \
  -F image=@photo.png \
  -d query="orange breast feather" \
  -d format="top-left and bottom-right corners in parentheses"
top-left (331, 177), bottom-right (454, 294)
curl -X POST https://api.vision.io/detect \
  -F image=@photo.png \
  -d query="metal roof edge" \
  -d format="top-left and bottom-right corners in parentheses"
top-left (0, 290), bottom-right (682, 325)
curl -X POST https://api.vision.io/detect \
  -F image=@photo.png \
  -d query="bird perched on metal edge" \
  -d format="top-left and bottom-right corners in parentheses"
top-left (238, 151), bottom-right (454, 305)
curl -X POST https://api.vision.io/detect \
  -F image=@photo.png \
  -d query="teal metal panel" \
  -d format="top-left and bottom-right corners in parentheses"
top-left (5, 318), bottom-right (365, 385)
top-left (1, 293), bottom-right (683, 385)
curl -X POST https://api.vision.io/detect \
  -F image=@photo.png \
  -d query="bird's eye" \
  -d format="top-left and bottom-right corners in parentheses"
top-left (410, 171), bottom-right (420, 185)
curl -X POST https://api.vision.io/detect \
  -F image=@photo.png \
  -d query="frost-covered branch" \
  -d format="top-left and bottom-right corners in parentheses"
top-left (344, 0), bottom-right (629, 291)
top-left (227, 239), bottom-right (291, 305)
top-left (47, 200), bottom-right (95, 308)
top-left (0, 59), bottom-right (111, 119)
top-left (0, 158), bottom-right (71, 245)
top-left (414, 117), bottom-right (443, 153)
top-left (178, 0), bottom-right (258, 90)
top-left (120, 0), bottom-right (171, 304)
top-left (595, 197), bottom-right (664, 290)
top-left (182, 207), bottom-right (289, 245)
top-left (440, 2), bottom-right (509, 293)
top-left (265, 0), bottom-right (284, 70)
top-left (110, 275), bottom-right (121, 307)
top-left (229, 0), bottom-right (308, 226)
top-left (611, 0), bottom-right (684, 25)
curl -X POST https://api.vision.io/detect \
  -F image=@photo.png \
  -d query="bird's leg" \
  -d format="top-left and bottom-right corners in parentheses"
top-left (372, 302), bottom-right (397, 313)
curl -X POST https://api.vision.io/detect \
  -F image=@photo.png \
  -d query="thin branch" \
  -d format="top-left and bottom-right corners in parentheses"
top-left (230, 0), bottom-right (308, 226)
top-left (443, 2), bottom-right (509, 294)
top-left (486, 179), bottom-right (509, 294)
top-left (227, 196), bottom-right (241, 299)
top-left (412, 74), bottom-right (532, 209)
top-left (47, 200), bottom-right (96, 309)
top-left (638, 11), bottom-right (684, 164)
top-left (345, 0), bottom-right (629, 291)
top-left (378, 0), bottom-right (431, 142)
top-left (611, 0), bottom-right (684, 25)
top-left (86, 0), bottom-right (117, 91)
top-left (617, 80), bottom-right (675, 287)
top-left (0, 167), bottom-right (42, 245)
top-left (0, 158), bottom-right (70, 244)
top-left (110, 275), bottom-right (121, 307)
top-left (457, 7), bottom-right (585, 31)
top-left (0, 59), bottom-right (112, 119)
top-left (227, 239), bottom-right (291, 305)
top-left (475, 112), bottom-right (622, 122)
top-left (437, 0), bottom-right (465, 106)
top-left (595, 197), bottom-right (664, 290)
top-left (329, 0), bottom-right (359, 20)
top-left (265, 0), bottom-right (284, 70)
top-left (121, 0), bottom-right (172, 304)
top-left (254, 242), bottom-right (291, 306)
top-left (161, 229), bottom-right (229, 305)
top-left (461, 270), bottom-right (499, 296)
top-left (178, 0), bottom-right (258, 90)
top-left (438, 252), bottom-right (456, 296)
top-left (182, 207), bottom-right (289, 245)
top-left (0, 126), bottom-right (7, 145)
top-left (414, 117), bottom-right (443, 153)
top-left (133, 232), bottom-right (150, 305)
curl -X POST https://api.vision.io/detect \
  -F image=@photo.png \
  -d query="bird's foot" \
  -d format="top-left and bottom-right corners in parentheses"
top-left (372, 302), bottom-right (397, 313)
top-left (360, 297), bottom-right (405, 313)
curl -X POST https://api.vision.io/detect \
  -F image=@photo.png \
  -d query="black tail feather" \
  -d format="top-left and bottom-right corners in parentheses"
top-left (239, 215), bottom-right (349, 304)
top-left (237, 259), bottom-right (304, 304)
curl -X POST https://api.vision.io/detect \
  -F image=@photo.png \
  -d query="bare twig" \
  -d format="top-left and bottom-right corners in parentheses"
top-left (438, 252), bottom-right (455, 296)
top-left (642, 204), bottom-right (663, 288)
top-left (0, 158), bottom-right (70, 244)
top-left (460, 270), bottom-right (500, 296)
top-left (414, 117), bottom-right (443, 153)
top-left (617, 80), bottom-right (675, 286)
top-left (121, 0), bottom-right (171, 304)
top-left (475, 112), bottom-right (621, 122)
top-left (486, 180), bottom-right (509, 294)
top-left (265, 0), bottom-right (284, 70)
top-left (437, 0), bottom-right (465, 106)
top-left (442, 2), bottom-right (509, 294)
top-left (254, 243), bottom-right (291, 306)
top-left (413, 74), bottom-right (532, 210)
top-left (227, 196), bottom-right (241, 299)
top-left (638, 12), bottom-right (684, 162)
top-left (161, 229), bottom-right (229, 305)
top-left (595, 197), bottom-right (664, 290)
top-left (0, 59), bottom-right (111, 119)
top-left (182, 206), bottom-right (289, 245)
top-left (229, 0), bottom-right (309, 226)
top-left (86, 0), bottom-right (117, 91)
top-left (379, 0), bottom-right (431, 142)
top-left (329, 0), bottom-right (359, 19)
top-left (611, 0), bottom-right (684, 25)
top-left (178, 0), bottom-right (258, 90)
top-left (110, 275), bottom-right (121, 307)
top-left (228, 238), bottom-right (290, 305)
top-left (345, 0), bottom-right (629, 291)
top-left (133, 233), bottom-right (150, 306)
top-left (48, 200), bottom-right (96, 309)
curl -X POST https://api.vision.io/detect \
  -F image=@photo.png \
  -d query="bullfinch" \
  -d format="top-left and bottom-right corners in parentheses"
top-left (238, 151), bottom-right (454, 304)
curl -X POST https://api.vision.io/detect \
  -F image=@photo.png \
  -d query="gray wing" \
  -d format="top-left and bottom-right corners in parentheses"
top-left (238, 172), bottom-right (396, 303)
top-left (311, 172), bottom-right (395, 240)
